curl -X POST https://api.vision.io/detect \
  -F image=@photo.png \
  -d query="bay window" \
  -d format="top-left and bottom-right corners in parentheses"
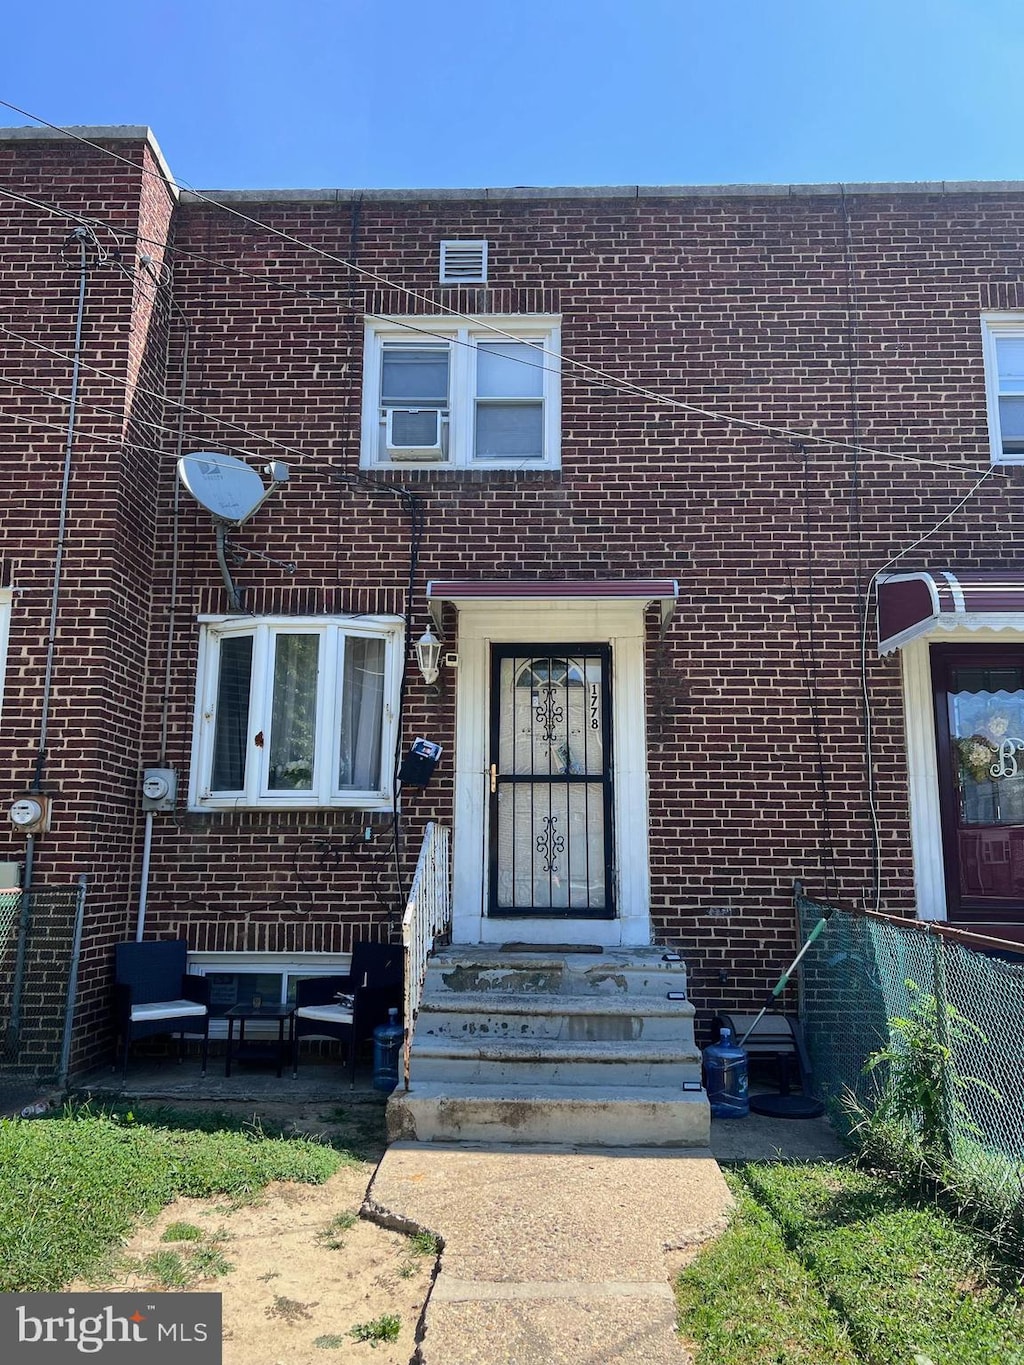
top-left (190, 616), bottom-right (402, 811)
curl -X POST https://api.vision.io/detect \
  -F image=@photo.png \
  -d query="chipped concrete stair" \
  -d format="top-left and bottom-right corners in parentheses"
top-left (387, 947), bottom-right (709, 1146)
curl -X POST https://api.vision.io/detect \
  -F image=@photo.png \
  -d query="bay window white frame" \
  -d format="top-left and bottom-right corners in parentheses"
top-left (189, 614), bottom-right (404, 812)
top-left (360, 314), bottom-right (561, 471)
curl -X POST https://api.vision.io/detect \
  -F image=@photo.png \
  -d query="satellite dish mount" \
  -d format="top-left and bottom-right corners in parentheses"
top-left (176, 452), bottom-right (290, 610)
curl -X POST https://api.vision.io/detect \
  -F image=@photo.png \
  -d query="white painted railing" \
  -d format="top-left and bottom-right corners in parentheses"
top-left (401, 822), bottom-right (451, 1088)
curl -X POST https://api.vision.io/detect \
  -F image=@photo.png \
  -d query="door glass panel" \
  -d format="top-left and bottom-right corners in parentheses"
top-left (268, 634), bottom-right (319, 790)
top-left (496, 782), bottom-right (606, 910)
top-left (498, 656), bottom-right (604, 776)
top-left (946, 664), bottom-right (1024, 904)
top-left (948, 673), bottom-right (1024, 827)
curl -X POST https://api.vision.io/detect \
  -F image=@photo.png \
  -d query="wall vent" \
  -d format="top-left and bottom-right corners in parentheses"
top-left (440, 240), bottom-right (488, 284)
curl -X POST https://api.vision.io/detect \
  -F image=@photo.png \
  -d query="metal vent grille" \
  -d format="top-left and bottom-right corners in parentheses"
top-left (440, 240), bottom-right (488, 284)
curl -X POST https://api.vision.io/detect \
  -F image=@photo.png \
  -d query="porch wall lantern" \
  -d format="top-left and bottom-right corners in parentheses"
top-left (415, 629), bottom-right (442, 686)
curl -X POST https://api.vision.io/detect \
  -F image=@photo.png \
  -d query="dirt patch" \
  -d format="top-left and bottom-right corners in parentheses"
top-left (70, 1099), bottom-right (435, 1365)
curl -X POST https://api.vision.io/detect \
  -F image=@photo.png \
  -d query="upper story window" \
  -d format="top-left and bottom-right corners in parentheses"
top-left (189, 615), bottom-right (403, 812)
top-left (981, 314), bottom-right (1024, 464)
top-left (360, 315), bottom-right (561, 471)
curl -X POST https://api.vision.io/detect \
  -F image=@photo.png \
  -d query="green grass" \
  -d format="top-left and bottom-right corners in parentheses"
top-left (0, 1101), bottom-right (350, 1292)
top-left (677, 1162), bottom-right (1024, 1365)
top-left (160, 1220), bottom-right (205, 1243)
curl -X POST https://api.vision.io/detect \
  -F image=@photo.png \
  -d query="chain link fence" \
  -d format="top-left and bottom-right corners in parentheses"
top-left (0, 881), bottom-right (86, 1114)
top-left (797, 890), bottom-right (1024, 1167)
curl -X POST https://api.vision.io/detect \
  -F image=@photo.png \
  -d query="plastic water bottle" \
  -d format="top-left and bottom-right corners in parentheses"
top-left (372, 1008), bottom-right (403, 1092)
top-left (702, 1026), bottom-right (749, 1119)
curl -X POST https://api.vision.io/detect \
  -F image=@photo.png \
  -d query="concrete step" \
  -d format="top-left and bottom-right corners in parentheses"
top-left (423, 947), bottom-right (689, 1000)
top-left (387, 1081), bottom-right (710, 1147)
top-left (410, 1036), bottom-right (702, 1087)
top-left (415, 991), bottom-right (696, 1045)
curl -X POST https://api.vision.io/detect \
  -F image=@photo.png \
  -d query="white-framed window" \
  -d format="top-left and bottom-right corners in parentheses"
top-left (187, 951), bottom-right (351, 1038)
top-left (360, 314), bottom-right (561, 471)
top-left (189, 615), bottom-right (403, 812)
top-left (981, 314), bottom-right (1024, 464)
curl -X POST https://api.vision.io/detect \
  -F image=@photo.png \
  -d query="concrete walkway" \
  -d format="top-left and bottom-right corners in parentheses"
top-left (365, 1111), bottom-right (846, 1364)
top-left (367, 1142), bottom-right (732, 1365)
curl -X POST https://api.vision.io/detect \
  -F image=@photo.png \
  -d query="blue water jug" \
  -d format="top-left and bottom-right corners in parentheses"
top-left (703, 1026), bottom-right (749, 1119)
top-left (372, 1007), bottom-right (403, 1092)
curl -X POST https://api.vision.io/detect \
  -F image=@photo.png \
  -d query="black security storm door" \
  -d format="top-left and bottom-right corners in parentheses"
top-left (488, 645), bottom-right (614, 918)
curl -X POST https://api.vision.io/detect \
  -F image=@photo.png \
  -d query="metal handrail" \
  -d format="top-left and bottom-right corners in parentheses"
top-left (401, 822), bottom-right (451, 1088)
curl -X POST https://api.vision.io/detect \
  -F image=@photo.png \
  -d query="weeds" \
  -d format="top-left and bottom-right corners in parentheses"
top-left (349, 1313), bottom-right (401, 1346)
top-left (316, 1210), bottom-right (359, 1249)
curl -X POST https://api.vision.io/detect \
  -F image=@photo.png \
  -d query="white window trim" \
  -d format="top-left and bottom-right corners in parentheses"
top-left (981, 312), bottom-right (1024, 465)
top-left (0, 588), bottom-right (11, 726)
top-left (360, 314), bottom-right (561, 471)
top-left (188, 614), bottom-right (403, 812)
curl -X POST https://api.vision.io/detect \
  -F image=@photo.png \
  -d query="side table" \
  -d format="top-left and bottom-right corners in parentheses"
top-left (223, 1003), bottom-right (295, 1078)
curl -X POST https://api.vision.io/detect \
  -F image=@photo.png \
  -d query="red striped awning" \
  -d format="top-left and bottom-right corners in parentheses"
top-left (878, 571), bottom-right (1024, 654)
top-left (426, 578), bottom-right (678, 632)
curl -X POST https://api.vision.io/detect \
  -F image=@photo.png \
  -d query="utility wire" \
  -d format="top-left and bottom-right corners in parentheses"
top-left (858, 464), bottom-right (1001, 913)
top-left (0, 322), bottom-right (311, 463)
top-left (0, 104), bottom-right (990, 479)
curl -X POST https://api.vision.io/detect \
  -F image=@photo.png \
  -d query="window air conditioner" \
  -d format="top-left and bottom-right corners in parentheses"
top-left (385, 407), bottom-right (445, 459)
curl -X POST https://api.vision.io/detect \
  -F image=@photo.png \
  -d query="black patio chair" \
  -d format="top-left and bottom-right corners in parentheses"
top-left (291, 940), bottom-right (403, 1086)
top-left (113, 939), bottom-right (210, 1083)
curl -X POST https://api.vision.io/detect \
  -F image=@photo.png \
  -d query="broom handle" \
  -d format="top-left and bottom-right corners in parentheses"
top-left (737, 916), bottom-right (829, 1047)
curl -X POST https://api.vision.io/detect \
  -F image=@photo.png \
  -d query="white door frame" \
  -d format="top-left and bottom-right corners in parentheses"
top-left (451, 600), bottom-right (652, 946)
top-left (900, 624), bottom-right (1024, 920)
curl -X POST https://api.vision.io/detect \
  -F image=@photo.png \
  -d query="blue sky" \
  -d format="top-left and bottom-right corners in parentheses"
top-left (1, 1), bottom-right (1022, 191)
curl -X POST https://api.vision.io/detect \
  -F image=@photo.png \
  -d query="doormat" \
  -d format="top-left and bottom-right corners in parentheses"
top-left (500, 942), bottom-right (604, 954)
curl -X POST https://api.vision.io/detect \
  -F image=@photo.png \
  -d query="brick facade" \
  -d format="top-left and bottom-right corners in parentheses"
top-left (3, 127), bottom-right (1024, 1068)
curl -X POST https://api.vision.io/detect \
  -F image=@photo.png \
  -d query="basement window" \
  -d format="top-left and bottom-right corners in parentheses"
top-left (188, 615), bottom-right (403, 811)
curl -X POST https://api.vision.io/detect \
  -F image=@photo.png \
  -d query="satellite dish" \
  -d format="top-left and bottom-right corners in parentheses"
top-left (177, 451), bottom-right (270, 526)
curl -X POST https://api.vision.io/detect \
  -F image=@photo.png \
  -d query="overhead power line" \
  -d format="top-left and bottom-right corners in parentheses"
top-left (0, 98), bottom-right (991, 480)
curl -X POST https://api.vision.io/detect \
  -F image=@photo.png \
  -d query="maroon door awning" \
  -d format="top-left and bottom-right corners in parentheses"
top-left (878, 571), bottom-right (1024, 654)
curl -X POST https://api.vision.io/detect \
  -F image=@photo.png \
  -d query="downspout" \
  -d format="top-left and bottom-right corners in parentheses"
top-left (8, 229), bottom-right (93, 1048)
top-left (134, 812), bottom-right (154, 942)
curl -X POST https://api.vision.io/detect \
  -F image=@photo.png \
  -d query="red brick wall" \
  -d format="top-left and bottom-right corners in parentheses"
top-left (0, 134), bottom-right (175, 1065)
top-left (5, 139), bottom-right (1024, 1058)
